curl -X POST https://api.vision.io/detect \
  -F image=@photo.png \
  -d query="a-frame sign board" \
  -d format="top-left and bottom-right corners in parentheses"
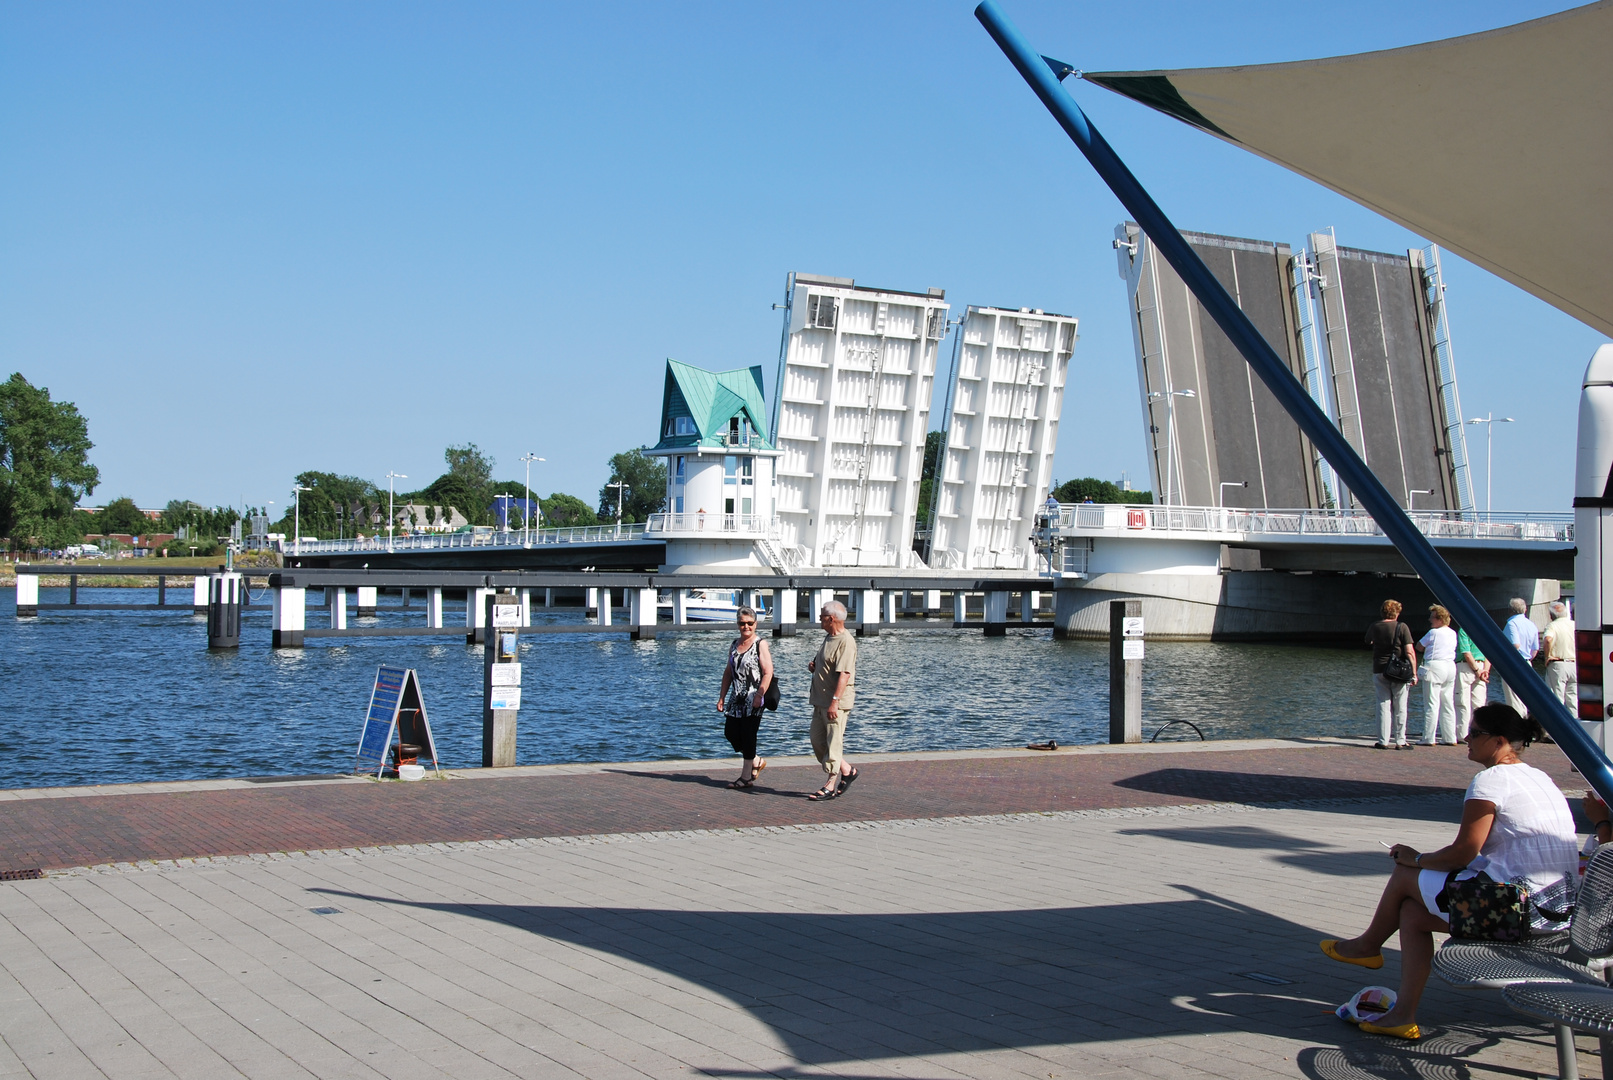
top-left (355, 665), bottom-right (441, 778)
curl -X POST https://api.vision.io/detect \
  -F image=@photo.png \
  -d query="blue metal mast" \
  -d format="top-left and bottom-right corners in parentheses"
top-left (974, 0), bottom-right (1613, 802)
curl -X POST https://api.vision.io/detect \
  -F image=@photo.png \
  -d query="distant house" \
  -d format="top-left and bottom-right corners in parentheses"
top-left (643, 358), bottom-right (778, 524)
top-left (393, 504), bottom-right (466, 533)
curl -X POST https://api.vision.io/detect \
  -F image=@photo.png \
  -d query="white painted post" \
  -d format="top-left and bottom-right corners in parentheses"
top-left (1022, 590), bottom-right (1039, 623)
top-left (856, 588), bottom-right (882, 636)
top-left (813, 588), bottom-right (837, 618)
top-left (330, 586), bottom-right (347, 630)
top-left (953, 591), bottom-right (968, 623)
top-left (672, 588), bottom-right (690, 625)
top-left (427, 587), bottom-right (444, 628)
top-left (466, 586), bottom-right (492, 643)
top-left (925, 589), bottom-right (942, 610)
top-left (15, 573), bottom-right (38, 616)
top-left (355, 585), bottom-right (376, 616)
top-left (599, 588), bottom-right (613, 626)
top-left (586, 586), bottom-right (599, 614)
top-left (630, 586), bottom-right (658, 639)
top-left (984, 590), bottom-right (1009, 636)
top-left (520, 588), bottom-right (532, 627)
top-left (544, 587), bottom-right (553, 608)
top-left (774, 588), bottom-right (798, 636)
top-left (882, 590), bottom-right (898, 624)
top-left (271, 585), bottom-right (306, 647)
top-left (193, 575), bottom-right (210, 613)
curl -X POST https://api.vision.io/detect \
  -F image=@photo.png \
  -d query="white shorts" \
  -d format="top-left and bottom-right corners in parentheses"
top-left (1417, 867), bottom-right (1473, 922)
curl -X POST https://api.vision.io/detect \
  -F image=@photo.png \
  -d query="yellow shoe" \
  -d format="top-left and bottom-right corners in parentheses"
top-left (1359, 1020), bottom-right (1420, 1040)
top-left (1320, 939), bottom-right (1384, 969)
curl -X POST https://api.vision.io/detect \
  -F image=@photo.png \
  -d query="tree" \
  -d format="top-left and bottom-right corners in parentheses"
top-left (268, 472), bottom-right (376, 539)
top-left (0, 373), bottom-right (100, 550)
top-left (1051, 477), bottom-right (1153, 505)
top-left (916, 430), bottom-right (945, 527)
top-left (445, 443), bottom-right (494, 487)
top-left (417, 443), bottom-right (497, 526)
top-left (597, 449), bottom-right (666, 524)
top-left (97, 497), bottom-right (152, 535)
top-left (541, 492), bottom-right (598, 527)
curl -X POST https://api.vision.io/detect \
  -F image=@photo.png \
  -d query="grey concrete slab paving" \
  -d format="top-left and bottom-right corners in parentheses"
top-left (1, 797), bottom-right (1603, 1079)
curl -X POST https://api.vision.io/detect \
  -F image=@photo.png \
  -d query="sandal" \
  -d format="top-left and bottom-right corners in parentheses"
top-left (729, 776), bottom-right (754, 789)
top-left (837, 767), bottom-right (859, 794)
top-left (807, 783), bottom-right (840, 801)
top-left (754, 757), bottom-right (767, 774)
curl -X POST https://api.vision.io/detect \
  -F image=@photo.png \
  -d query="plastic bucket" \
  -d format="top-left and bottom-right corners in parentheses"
top-left (398, 764), bottom-right (426, 781)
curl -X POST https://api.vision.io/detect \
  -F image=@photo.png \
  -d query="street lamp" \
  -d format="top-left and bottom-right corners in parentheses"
top-left (386, 472), bottom-right (407, 553)
top-left (1409, 488), bottom-right (1435, 510)
top-left (292, 483), bottom-right (313, 558)
top-left (1147, 388), bottom-right (1197, 506)
top-left (1217, 480), bottom-right (1247, 509)
top-left (1466, 414), bottom-right (1514, 520)
top-left (521, 453), bottom-right (546, 547)
top-left (607, 481), bottom-right (629, 536)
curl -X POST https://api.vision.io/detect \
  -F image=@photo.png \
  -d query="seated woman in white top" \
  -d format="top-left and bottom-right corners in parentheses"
top-left (1319, 703), bottom-right (1578, 1040)
top-left (1416, 604), bottom-right (1460, 745)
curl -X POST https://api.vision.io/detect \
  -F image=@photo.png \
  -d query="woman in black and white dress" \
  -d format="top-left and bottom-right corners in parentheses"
top-left (716, 605), bottom-right (773, 789)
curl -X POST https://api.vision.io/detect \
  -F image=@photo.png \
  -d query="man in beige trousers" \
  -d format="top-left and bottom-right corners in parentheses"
top-left (806, 601), bottom-right (859, 801)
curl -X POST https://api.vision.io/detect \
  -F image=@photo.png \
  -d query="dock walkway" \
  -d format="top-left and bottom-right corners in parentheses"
top-left (0, 739), bottom-right (1593, 1079)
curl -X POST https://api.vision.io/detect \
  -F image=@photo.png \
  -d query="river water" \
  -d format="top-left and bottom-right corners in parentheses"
top-left (0, 587), bottom-right (1381, 789)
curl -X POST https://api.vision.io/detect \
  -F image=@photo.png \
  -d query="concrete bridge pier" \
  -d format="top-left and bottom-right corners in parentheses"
top-left (925, 589), bottom-right (941, 612)
top-left (953, 591), bottom-right (968, 623)
top-left (774, 588), bottom-right (798, 636)
top-left (15, 574), bottom-right (37, 617)
top-left (856, 589), bottom-right (881, 636)
top-left (671, 588), bottom-right (690, 625)
top-left (983, 591), bottom-right (1010, 636)
top-left (466, 586), bottom-right (492, 644)
top-left (426, 587), bottom-right (444, 629)
top-left (544, 587), bottom-right (553, 608)
top-left (271, 585), bottom-right (305, 647)
top-left (629, 587), bottom-right (657, 640)
top-left (598, 589), bottom-right (613, 626)
top-left (812, 588), bottom-right (837, 619)
top-left (881, 590), bottom-right (898, 625)
top-left (586, 587), bottom-right (599, 615)
top-left (328, 587), bottom-right (347, 631)
top-left (356, 586), bottom-right (376, 616)
top-left (519, 588), bottom-right (532, 627)
top-left (1022, 591), bottom-right (1040, 623)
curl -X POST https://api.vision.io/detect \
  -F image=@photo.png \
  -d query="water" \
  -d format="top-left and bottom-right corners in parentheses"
top-left (0, 587), bottom-right (1381, 789)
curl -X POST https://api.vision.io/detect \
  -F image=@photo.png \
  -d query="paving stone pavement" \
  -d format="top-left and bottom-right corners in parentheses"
top-left (0, 787), bottom-right (1598, 1079)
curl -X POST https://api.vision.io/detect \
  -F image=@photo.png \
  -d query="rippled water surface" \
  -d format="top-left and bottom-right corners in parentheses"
top-left (0, 587), bottom-right (1383, 788)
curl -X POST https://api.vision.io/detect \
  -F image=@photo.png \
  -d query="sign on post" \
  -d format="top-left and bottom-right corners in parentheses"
top-left (1109, 600), bottom-right (1143, 743)
top-left (483, 591), bottom-right (522, 767)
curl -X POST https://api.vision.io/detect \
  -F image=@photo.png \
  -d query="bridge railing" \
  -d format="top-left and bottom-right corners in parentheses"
top-left (284, 522), bottom-right (649, 555)
top-left (643, 513), bottom-right (780, 537)
top-left (1053, 504), bottom-right (1573, 543)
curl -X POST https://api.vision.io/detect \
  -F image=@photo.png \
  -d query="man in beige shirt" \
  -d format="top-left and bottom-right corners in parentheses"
top-left (1542, 600), bottom-right (1578, 713)
top-left (806, 601), bottom-right (859, 800)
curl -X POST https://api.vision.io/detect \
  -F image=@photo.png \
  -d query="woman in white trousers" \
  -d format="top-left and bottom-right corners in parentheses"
top-left (1417, 605), bottom-right (1459, 745)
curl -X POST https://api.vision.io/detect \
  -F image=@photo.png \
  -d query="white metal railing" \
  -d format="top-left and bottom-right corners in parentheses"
top-left (287, 523), bottom-right (648, 555)
top-left (1049, 504), bottom-right (1573, 544)
top-left (644, 513), bottom-right (780, 537)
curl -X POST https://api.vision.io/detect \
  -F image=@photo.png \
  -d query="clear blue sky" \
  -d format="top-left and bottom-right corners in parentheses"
top-left (2, 1), bottom-right (1603, 514)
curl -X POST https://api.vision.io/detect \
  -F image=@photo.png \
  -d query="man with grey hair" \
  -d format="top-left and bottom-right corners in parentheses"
top-left (1541, 600), bottom-right (1577, 714)
top-left (1502, 597), bottom-right (1541, 716)
top-left (805, 600), bottom-right (859, 800)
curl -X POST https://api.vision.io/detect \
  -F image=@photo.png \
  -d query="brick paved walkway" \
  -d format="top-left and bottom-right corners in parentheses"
top-left (0, 740), bottom-right (1583, 873)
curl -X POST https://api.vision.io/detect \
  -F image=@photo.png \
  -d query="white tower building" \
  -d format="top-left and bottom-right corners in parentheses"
top-left (929, 305), bottom-right (1077, 571)
top-left (771, 273), bottom-right (950, 569)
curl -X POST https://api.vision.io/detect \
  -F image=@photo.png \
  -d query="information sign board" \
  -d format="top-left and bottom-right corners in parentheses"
top-left (488, 687), bottom-right (522, 711)
top-left (355, 665), bottom-right (441, 778)
top-left (1122, 617), bottom-right (1145, 638)
top-left (490, 663), bottom-right (522, 687)
top-left (492, 603), bottom-right (522, 628)
top-left (1122, 639), bottom-right (1145, 660)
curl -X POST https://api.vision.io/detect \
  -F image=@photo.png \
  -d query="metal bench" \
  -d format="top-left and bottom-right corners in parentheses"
top-left (1432, 845), bottom-right (1613, 1078)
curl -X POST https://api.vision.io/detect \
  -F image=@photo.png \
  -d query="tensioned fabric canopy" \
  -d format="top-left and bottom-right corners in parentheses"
top-left (1083, 2), bottom-right (1613, 338)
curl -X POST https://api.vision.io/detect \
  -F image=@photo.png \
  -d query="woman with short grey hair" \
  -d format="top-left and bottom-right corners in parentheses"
top-left (717, 605), bottom-right (773, 788)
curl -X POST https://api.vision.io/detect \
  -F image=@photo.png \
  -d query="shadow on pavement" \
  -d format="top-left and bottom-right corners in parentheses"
top-left (606, 768), bottom-right (813, 799)
top-left (1116, 825), bottom-right (1402, 878)
top-left (1115, 768), bottom-right (1466, 812)
top-left (313, 885), bottom-right (1530, 1076)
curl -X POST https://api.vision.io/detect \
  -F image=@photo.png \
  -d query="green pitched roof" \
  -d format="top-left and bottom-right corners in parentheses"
top-left (654, 359), bottom-right (773, 451)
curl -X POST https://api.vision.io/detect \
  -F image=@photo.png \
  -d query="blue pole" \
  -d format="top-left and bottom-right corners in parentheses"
top-left (974, 0), bottom-right (1613, 801)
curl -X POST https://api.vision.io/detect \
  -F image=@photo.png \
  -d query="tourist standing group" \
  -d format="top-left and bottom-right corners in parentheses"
top-left (715, 599), bottom-right (861, 800)
top-left (1367, 596), bottom-right (1575, 746)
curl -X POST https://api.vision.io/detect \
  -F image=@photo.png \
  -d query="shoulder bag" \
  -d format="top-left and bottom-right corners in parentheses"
top-left (1436, 871), bottom-right (1571, 941)
top-left (1383, 624), bottom-right (1414, 682)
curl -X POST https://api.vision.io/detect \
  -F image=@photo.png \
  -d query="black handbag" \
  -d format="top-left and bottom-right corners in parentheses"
top-left (1384, 653), bottom-right (1414, 682)
top-left (763, 670), bottom-right (780, 712)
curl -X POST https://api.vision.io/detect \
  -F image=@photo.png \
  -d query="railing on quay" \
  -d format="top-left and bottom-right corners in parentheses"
top-left (280, 522), bottom-right (650, 556)
top-left (1050, 503), bottom-right (1574, 544)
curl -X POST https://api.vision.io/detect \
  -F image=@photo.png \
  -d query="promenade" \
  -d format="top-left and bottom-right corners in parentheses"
top-left (0, 739), bottom-right (1594, 1079)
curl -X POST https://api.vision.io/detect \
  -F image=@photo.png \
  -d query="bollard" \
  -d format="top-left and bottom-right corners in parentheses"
top-left (207, 572), bottom-right (243, 648)
top-left (1109, 599), bottom-right (1143, 743)
top-left (15, 573), bottom-right (38, 617)
top-left (482, 591), bottom-right (522, 767)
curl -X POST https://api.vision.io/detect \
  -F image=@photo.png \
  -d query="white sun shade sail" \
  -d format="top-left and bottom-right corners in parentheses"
top-left (1083, 2), bottom-right (1613, 338)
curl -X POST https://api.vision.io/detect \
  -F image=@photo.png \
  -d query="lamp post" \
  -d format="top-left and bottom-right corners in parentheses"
top-left (1147, 388), bottom-right (1197, 505)
top-left (292, 483), bottom-right (313, 557)
top-left (385, 472), bottom-right (407, 552)
top-left (521, 453), bottom-right (545, 547)
top-left (607, 481), bottom-right (629, 537)
top-left (1466, 414), bottom-right (1514, 521)
top-left (1409, 488), bottom-right (1434, 510)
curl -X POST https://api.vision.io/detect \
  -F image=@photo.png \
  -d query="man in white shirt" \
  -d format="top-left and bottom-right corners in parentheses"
top-left (1502, 597), bottom-right (1542, 716)
top-left (1541, 600), bottom-right (1578, 713)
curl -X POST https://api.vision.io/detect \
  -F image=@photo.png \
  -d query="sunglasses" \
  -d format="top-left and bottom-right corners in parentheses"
top-left (738, 620), bottom-right (756, 628)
